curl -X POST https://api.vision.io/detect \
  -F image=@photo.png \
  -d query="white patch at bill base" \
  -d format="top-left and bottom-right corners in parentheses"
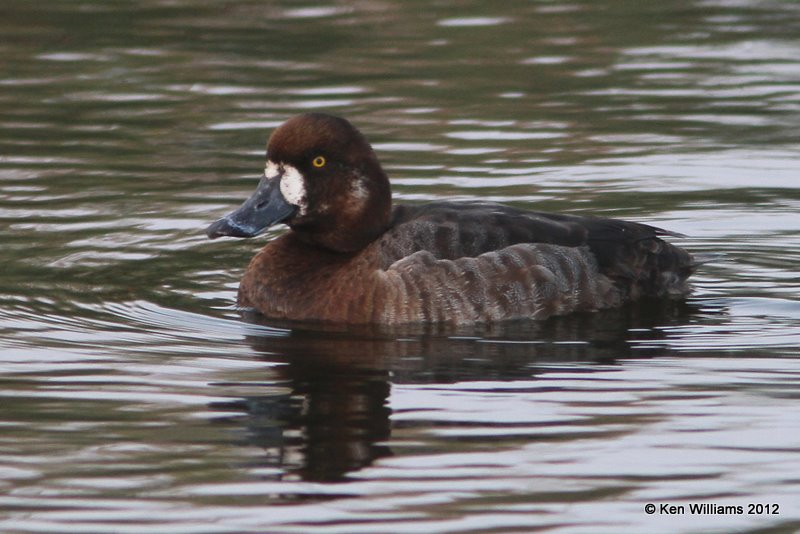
top-left (265, 160), bottom-right (281, 179)
top-left (278, 163), bottom-right (308, 214)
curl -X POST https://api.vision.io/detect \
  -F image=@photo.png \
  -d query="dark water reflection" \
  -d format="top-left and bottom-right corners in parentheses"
top-left (214, 300), bottom-right (703, 483)
top-left (2, 0), bottom-right (800, 532)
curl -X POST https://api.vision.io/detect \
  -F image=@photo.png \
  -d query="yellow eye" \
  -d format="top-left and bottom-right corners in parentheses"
top-left (312, 156), bottom-right (326, 168)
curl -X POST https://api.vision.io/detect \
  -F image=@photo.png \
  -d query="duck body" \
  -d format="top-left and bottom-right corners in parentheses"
top-left (208, 113), bottom-right (695, 325)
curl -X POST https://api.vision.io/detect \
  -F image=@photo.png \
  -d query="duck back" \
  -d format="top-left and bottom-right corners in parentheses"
top-left (364, 202), bottom-right (693, 324)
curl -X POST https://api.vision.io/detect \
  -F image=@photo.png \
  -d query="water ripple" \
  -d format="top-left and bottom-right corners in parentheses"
top-left (2, 1), bottom-right (800, 532)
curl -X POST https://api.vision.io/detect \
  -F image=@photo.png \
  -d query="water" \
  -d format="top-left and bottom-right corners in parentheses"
top-left (1, 0), bottom-right (799, 532)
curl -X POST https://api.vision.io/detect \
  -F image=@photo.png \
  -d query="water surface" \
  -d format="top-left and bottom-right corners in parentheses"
top-left (1, 1), bottom-right (800, 532)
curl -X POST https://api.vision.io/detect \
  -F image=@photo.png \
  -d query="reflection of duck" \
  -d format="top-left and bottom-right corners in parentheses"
top-left (207, 112), bottom-right (696, 324)
top-left (210, 299), bottom-right (698, 482)
top-left (211, 332), bottom-right (395, 483)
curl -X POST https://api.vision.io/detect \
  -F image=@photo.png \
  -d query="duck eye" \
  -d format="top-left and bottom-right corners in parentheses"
top-left (312, 156), bottom-right (326, 168)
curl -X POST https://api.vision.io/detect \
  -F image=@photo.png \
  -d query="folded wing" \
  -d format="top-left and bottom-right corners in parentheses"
top-left (373, 202), bottom-right (694, 323)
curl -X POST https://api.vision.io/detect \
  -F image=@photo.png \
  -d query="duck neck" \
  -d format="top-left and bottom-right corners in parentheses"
top-left (291, 169), bottom-right (392, 253)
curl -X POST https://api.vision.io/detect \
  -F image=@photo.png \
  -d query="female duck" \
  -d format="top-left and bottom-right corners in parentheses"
top-left (207, 113), bottom-right (695, 324)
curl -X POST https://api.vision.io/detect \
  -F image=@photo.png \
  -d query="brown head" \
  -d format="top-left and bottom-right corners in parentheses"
top-left (207, 113), bottom-right (392, 252)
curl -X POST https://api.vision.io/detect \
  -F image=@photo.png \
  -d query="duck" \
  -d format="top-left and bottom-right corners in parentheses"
top-left (207, 113), bottom-right (696, 325)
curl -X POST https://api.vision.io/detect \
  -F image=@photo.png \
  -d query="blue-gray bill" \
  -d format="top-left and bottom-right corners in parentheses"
top-left (206, 175), bottom-right (296, 239)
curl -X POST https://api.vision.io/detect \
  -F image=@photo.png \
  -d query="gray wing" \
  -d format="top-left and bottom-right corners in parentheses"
top-left (374, 242), bottom-right (619, 324)
top-left (378, 202), bottom-right (694, 301)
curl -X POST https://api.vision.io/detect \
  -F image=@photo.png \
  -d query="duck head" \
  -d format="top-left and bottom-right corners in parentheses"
top-left (207, 113), bottom-right (392, 252)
